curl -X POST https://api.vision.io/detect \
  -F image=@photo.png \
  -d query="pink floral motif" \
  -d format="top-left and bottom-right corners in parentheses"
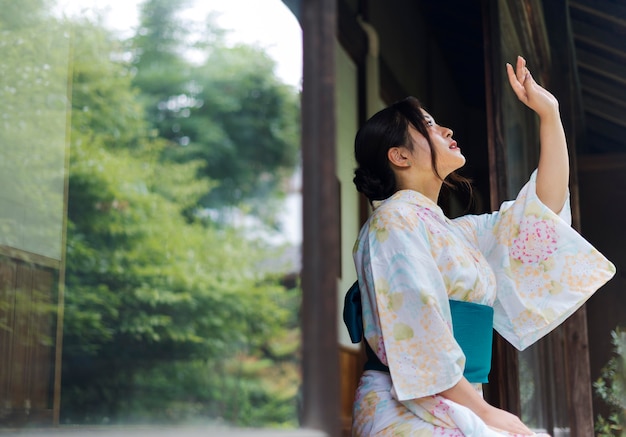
top-left (433, 426), bottom-right (464, 436)
top-left (430, 399), bottom-right (451, 417)
top-left (510, 215), bottom-right (557, 264)
top-left (427, 399), bottom-right (463, 436)
top-left (416, 208), bottom-right (444, 235)
top-left (377, 335), bottom-right (388, 365)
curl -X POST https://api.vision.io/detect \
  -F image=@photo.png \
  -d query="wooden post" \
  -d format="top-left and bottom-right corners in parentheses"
top-left (481, 0), bottom-right (522, 416)
top-left (300, 0), bottom-right (341, 435)
top-left (542, 1), bottom-right (595, 435)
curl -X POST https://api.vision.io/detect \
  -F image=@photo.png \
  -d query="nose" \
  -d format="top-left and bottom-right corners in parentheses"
top-left (441, 126), bottom-right (453, 138)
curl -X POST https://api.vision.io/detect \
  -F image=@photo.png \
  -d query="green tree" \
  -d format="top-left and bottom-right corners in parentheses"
top-left (60, 16), bottom-right (299, 426)
top-left (130, 1), bottom-right (300, 222)
top-left (169, 43), bottom-right (300, 220)
top-left (130, 0), bottom-right (193, 122)
top-left (0, 1), bottom-right (70, 259)
top-left (0, 0), bottom-right (50, 30)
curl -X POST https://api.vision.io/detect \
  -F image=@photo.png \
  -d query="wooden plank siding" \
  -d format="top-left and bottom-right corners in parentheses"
top-left (0, 255), bottom-right (56, 426)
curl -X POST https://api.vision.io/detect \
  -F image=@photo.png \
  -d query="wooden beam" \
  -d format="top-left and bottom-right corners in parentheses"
top-left (582, 84), bottom-right (626, 110)
top-left (482, 0), bottom-right (508, 213)
top-left (482, 0), bottom-right (522, 415)
top-left (543, 1), bottom-right (594, 435)
top-left (585, 112), bottom-right (626, 149)
top-left (577, 70), bottom-right (626, 106)
top-left (574, 34), bottom-right (626, 63)
top-left (0, 246), bottom-right (60, 270)
top-left (577, 60), bottom-right (626, 87)
top-left (300, 0), bottom-right (341, 435)
top-left (585, 105), bottom-right (626, 130)
top-left (570, 18), bottom-right (626, 55)
top-left (570, 1), bottom-right (626, 29)
top-left (336, 0), bottom-right (367, 65)
top-left (578, 153), bottom-right (626, 172)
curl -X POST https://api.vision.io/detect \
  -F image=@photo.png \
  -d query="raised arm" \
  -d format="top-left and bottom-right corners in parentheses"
top-left (506, 56), bottom-right (569, 214)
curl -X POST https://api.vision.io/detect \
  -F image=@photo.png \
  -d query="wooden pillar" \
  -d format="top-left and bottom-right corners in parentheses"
top-left (481, 0), bottom-right (521, 416)
top-left (542, 1), bottom-right (594, 435)
top-left (300, 0), bottom-right (340, 435)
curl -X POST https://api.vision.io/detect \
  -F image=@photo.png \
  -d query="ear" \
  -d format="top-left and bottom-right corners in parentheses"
top-left (387, 146), bottom-right (411, 168)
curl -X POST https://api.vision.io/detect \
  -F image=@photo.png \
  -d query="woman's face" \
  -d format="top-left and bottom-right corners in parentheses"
top-left (407, 110), bottom-right (466, 178)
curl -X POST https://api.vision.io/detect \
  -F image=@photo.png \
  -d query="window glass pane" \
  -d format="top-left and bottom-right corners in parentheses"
top-left (1, 0), bottom-right (302, 430)
top-left (520, 328), bottom-right (570, 436)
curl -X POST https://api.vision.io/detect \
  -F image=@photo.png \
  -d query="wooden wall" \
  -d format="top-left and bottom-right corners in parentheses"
top-left (577, 154), bottom-right (626, 422)
top-left (0, 253), bottom-right (57, 426)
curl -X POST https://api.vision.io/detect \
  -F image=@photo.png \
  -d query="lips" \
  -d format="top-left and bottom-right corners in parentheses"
top-left (449, 140), bottom-right (459, 150)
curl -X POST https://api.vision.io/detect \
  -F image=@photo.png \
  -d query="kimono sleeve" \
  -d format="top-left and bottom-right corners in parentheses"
top-left (355, 203), bottom-right (465, 401)
top-left (453, 170), bottom-right (616, 350)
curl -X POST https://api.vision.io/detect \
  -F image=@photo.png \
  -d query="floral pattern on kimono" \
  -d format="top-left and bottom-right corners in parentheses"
top-left (352, 170), bottom-right (615, 436)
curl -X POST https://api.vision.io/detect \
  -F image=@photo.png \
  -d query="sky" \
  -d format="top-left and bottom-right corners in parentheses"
top-left (53, 0), bottom-right (303, 88)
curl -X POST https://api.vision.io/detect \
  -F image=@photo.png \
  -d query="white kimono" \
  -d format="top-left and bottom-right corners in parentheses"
top-left (352, 170), bottom-right (615, 436)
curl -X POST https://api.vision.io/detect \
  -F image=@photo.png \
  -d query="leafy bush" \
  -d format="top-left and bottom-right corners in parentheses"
top-left (595, 328), bottom-right (626, 437)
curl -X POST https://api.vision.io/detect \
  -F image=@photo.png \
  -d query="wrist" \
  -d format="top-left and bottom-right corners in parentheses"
top-left (538, 105), bottom-right (561, 122)
top-left (472, 399), bottom-right (495, 420)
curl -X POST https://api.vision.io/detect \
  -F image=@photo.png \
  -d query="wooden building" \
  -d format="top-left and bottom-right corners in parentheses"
top-left (294, 0), bottom-right (625, 436)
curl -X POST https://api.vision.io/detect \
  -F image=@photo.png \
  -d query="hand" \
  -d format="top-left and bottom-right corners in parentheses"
top-left (479, 404), bottom-right (534, 436)
top-left (506, 56), bottom-right (559, 120)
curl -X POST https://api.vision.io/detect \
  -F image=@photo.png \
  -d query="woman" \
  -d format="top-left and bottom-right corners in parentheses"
top-left (350, 56), bottom-right (616, 436)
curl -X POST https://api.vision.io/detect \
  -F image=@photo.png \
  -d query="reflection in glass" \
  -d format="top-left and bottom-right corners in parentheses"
top-left (1, 0), bottom-right (302, 429)
top-left (0, 3), bottom-right (71, 427)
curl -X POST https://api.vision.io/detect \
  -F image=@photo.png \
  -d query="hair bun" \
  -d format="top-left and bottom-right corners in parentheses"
top-left (353, 167), bottom-right (394, 201)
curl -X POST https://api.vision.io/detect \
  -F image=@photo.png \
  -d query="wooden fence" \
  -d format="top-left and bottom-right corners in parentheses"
top-left (0, 251), bottom-right (57, 426)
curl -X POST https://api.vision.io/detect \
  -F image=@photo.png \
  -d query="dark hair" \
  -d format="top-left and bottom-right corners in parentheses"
top-left (353, 96), bottom-right (467, 202)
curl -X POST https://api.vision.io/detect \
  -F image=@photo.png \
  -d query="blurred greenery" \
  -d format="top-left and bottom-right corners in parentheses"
top-left (0, 0), bottom-right (301, 428)
top-left (0, 11), bottom-right (70, 259)
top-left (595, 328), bottom-right (626, 437)
top-left (131, 0), bottom-right (300, 224)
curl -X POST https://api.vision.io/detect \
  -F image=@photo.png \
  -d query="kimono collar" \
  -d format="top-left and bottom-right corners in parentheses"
top-left (372, 189), bottom-right (444, 216)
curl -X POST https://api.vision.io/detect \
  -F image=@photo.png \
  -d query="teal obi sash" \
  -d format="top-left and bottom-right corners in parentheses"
top-left (343, 281), bottom-right (494, 383)
top-left (449, 299), bottom-right (494, 383)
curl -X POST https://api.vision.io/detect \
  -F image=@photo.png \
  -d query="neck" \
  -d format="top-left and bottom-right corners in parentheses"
top-left (396, 171), bottom-right (443, 203)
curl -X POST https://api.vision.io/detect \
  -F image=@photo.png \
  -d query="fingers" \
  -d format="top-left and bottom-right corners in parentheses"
top-left (506, 62), bottom-right (527, 103)
top-left (518, 421), bottom-right (534, 435)
top-left (520, 61), bottom-right (534, 86)
top-left (506, 413), bottom-right (533, 435)
top-left (516, 55), bottom-right (527, 84)
top-left (506, 55), bottom-right (538, 105)
top-left (507, 55), bottom-right (531, 86)
top-left (509, 418), bottom-right (533, 435)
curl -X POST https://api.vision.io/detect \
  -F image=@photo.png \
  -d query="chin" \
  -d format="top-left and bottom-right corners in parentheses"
top-left (439, 155), bottom-right (466, 178)
top-left (453, 156), bottom-right (467, 171)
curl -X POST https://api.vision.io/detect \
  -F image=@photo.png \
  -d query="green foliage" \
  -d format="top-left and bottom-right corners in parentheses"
top-left (0, 0), bottom-right (51, 30)
top-left (595, 328), bottom-right (626, 437)
top-left (179, 43), bottom-right (300, 217)
top-left (71, 20), bottom-right (147, 151)
top-left (0, 11), bottom-right (71, 259)
top-left (130, 0), bottom-right (194, 121)
top-left (133, 0), bottom-right (192, 67)
top-left (129, 1), bottom-right (300, 221)
top-left (52, 4), bottom-right (302, 427)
